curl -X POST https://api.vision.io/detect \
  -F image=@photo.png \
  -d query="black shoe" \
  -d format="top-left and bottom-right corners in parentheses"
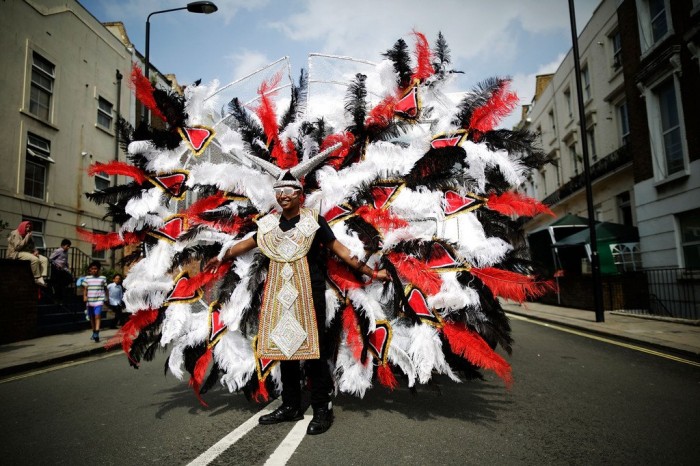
top-left (259, 405), bottom-right (303, 425)
top-left (306, 407), bottom-right (333, 435)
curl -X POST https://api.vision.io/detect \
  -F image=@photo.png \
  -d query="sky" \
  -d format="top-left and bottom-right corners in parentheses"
top-left (80, 0), bottom-right (600, 129)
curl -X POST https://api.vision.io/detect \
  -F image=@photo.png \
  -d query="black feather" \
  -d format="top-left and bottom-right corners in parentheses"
top-left (453, 78), bottom-right (506, 128)
top-left (382, 38), bottom-right (412, 89)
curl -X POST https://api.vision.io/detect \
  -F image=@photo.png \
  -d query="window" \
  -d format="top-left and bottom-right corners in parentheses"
top-left (29, 52), bottom-right (55, 121)
top-left (617, 101), bottom-right (630, 146)
top-left (610, 243), bottom-right (642, 272)
top-left (581, 66), bottom-right (591, 101)
top-left (617, 191), bottom-right (633, 226)
top-left (94, 173), bottom-right (110, 191)
top-left (587, 127), bottom-right (597, 161)
top-left (22, 217), bottom-right (46, 251)
top-left (92, 229), bottom-right (106, 260)
top-left (548, 110), bottom-right (556, 134)
top-left (97, 97), bottom-right (113, 130)
top-left (649, 0), bottom-right (668, 43)
top-left (637, 0), bottom-right (671, 52)
top-left (611, 30), bottom-right (622, 70)
top-left (594, 204), bottom-right (603, 221)
top-left (678, 209), bottom-right (700, 269)
top-left (569, 143), bottom-right (579, 176)
top-left (564, 88), bottom-right (572, 117)
top-left (24, 133), bottom-right (53, 200)
top-left (656, 79), bottom-right (683, 176)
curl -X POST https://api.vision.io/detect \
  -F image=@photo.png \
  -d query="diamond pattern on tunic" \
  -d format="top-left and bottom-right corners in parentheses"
top-left (281, 263), bottom-right (294, 281)
top-left (256, 214), bottom-right (278, 234)
top-left (296, 215), bottom-right (320, 237)
top-left (278, 236), bottom-right (300, 260)
top-left (271, 312), bottom-right (307, 358)
top-left (277, 282), bottom-right (299, 309)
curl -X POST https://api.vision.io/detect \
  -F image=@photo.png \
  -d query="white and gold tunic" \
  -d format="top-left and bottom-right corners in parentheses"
top-left (256, 208), bottom-right (321, 360)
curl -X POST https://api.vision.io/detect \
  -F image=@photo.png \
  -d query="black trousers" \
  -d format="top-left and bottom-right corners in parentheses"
top-left (279, 286), bottom-right (333, 409)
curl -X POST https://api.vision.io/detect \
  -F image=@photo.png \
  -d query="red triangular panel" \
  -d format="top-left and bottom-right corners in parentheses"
top-left (209, 306), bottom-right (227, 344)
top-left (444, 190), bottom-right (478, 216)
top-left (427, 243), bottom-right (460, 269)
top-left (155, 216), bottom-right (185, 242)
top-left (166, 274), bottom-right (202, 303)
top-left (372, 186), bottom-right (399, 210)
top-left (153, 173), bottom-right (188, 197)
top-left (369, 322), bottom-right (391, 363)
top-left (407, 288), bottom-right (441, 325)
top-left (324, 204), bottom-right (353, 224)
top-left (394, 86), bottom-right (419, 119)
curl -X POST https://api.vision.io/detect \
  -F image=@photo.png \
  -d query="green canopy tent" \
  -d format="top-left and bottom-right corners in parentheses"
top-left (552, 221), bottom-right (640, 275)
top-left (527, 214), bottom-right (590, 273)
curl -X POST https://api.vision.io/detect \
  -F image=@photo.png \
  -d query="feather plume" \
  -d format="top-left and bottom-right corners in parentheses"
top-left (468, 79), bottom-right (518, 133)
top-left (88, 162), bottom-right (148, 184)
top-left (342, 304), bottom-right (364, 361)
top-left (442, 321), bottom-right (513, 387)
top-left (76, 227), bottom-right (143, 251)
top-left (487, 191), bottom-right (555, 218)
top-left (129, 64), bottom-right (166, 122)
top-left (387, 252), bottom-right (443, 295)
top-left (377, 363), bottom-right (399, 390)
top-left (105, 309), bottom-right (160, 362)
top-left (470, 267), bottom-right (556, 303)
top-left (189, 347), bottom-right (212, 407)
top-left (411, 31), bottom-right (435, 82)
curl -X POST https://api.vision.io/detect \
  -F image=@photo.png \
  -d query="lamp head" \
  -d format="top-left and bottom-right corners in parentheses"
top-left (187, 1), bottom-right (218, 14)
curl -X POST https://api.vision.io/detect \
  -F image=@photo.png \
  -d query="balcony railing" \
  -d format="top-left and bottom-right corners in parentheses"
top-left (543, 145), bottom-right (632, 206)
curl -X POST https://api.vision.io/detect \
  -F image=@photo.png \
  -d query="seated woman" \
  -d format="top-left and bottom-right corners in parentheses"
top-left (7, 221), bottom-right (49, 286)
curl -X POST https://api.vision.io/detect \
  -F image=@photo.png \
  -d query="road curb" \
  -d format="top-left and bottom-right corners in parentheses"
top-left (0, 343), bottom-right (120, 379)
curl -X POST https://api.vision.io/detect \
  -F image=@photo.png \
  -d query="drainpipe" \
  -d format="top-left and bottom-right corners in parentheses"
top-left (112, 69), bottom-right (123, 270)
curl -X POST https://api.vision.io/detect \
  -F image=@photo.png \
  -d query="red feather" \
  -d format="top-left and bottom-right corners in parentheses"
top-left (321, 132), bottom-right (354, 169)
top-left (177, 264), bottom-right (231, 296)
top-left (184, 192), bottom-right (228, 219)
top-left (365, 95), bottom-right (398, 129)
top-left (411, 31), bottom-right (435, 82)
top-left (327, 258), bottom-right (363, 293)
top-left (387, 252), bottom-right (442, 295)
top-left (471, 267), bottom-right (556, 303)
top-left (88, 162), bottom-right (148, 184)
top-left (377, 363), bottom-right (399, 390)
top-left (105, 309), bottom-right (159, 363)
top-left (252, 378), bottom-right (270, 403)
top-left (442, 321), bottom-right (513, 387)
top-left (76, 227), bottom-right (142, 251)
top-left (129, 64), bottom-right (166, 122)
top-left (487, 191), bottom-right (555, 218)
top-left (255, 72), bottom-right (283, 147)
top-left (355, 206), bottom-right (409, 233)
top-left (271, 138), bottom-right (298, 170)
top-left (468, 80), bottom-right (518, 133)
top-left (189, 347), bottom-right (212, 407)
top-left (342, 304), bottom-right (363, 361)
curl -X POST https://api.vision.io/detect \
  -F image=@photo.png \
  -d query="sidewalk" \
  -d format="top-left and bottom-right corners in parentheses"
top-left (1, 303), bottom-right (699, 378)
top-left (501, 301), bottom-right (700, 360)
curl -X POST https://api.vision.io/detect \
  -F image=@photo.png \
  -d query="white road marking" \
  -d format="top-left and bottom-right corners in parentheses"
top-left (264, 412), bottom-right (312, 466)
top-left (508, 313), bottom-right (700, 367)
top-left (187, 399), bottom-right (282, 466)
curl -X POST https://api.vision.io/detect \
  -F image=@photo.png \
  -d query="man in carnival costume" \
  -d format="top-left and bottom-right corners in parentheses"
top-left (207, 168), bottom-right (389, 435)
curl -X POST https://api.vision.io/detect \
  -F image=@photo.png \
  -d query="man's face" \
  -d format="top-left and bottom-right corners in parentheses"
top-left (89, 265), bottom-right (99, 276)
top-left (275, 187), bottom-right (301, 209)
top-left (25, 224), bottom-right (33, 234)
top-left (62, 244), bottom-right (70, 251)
top-left (113, 276), bottom-right (121, 284)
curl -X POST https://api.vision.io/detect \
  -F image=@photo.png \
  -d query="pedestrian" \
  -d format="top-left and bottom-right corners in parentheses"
top-left (206, 172), bottom-right (389, 435)
top-left (83, 261), bottom-right (108, 342)
top-left (6, 221), bottom-right (49, 286)
top-left (49, 239), bottom-right (73, 300)
top-left (107, 273), bottom-right (126, 328)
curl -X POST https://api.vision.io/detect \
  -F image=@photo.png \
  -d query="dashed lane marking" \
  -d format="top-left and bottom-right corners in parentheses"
top-left (508, 313), bottom-right (700, 368)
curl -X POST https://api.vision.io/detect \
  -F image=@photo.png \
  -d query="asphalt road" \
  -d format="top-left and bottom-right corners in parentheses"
top-left (1, 318), bottom-right (698, 465)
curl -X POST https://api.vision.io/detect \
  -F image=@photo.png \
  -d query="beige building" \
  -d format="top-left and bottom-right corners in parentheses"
top-left (0, 0), bottom-right (170, 270)
top-left (518, 0), bottom-right (634, 234)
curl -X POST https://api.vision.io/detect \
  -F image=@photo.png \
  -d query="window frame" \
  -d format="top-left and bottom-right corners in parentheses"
top-left (24, 133), bottom-right (53, 200)
top-left (617, 100), bottom-right (630, 146)
top-left (636, 0), bottom-right (673, 55)
top-left (581, 65), bottom-right (591, 102)
top-left (97, 96), bottom-right (113, 131)
top-left (29, 52), bottom-right (55, 121)
top-left (677, 209), bottom-right (700, 269)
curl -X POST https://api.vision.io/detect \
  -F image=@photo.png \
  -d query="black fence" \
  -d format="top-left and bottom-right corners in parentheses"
top-left (606, 267), bottom-right (700, 320)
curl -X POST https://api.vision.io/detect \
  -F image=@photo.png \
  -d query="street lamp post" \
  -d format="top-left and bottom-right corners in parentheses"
top-left (143, 1), bottom-right (218, 122)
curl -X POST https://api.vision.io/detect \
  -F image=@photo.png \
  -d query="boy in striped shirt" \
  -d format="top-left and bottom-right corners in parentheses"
top-left (83, 261), bottom-right (108, 342)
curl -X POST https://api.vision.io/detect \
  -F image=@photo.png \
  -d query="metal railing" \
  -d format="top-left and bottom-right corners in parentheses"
top-left (605, 267), bottom-right (699, 320)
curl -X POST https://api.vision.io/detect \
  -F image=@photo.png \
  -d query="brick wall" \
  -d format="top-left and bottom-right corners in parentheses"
top-left (0, 259), bottom-right (38, 344)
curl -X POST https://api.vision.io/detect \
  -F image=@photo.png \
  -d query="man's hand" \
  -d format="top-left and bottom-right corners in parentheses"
top-left (375, 269), bottom-right (390, 282)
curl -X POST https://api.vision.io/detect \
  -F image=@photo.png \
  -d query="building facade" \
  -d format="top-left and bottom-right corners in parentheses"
top-left (519, 0), bottom-right (699, 271)
top-left (0, 0), bottom-right (171, 271)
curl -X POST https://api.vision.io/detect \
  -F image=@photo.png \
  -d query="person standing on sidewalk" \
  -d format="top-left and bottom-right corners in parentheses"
top-left (6, 221), bottom-right (49, 286)
top-left (83, 261), bottom-right (108, 342)
top-left (107, 273), bottom-right (126, 328)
